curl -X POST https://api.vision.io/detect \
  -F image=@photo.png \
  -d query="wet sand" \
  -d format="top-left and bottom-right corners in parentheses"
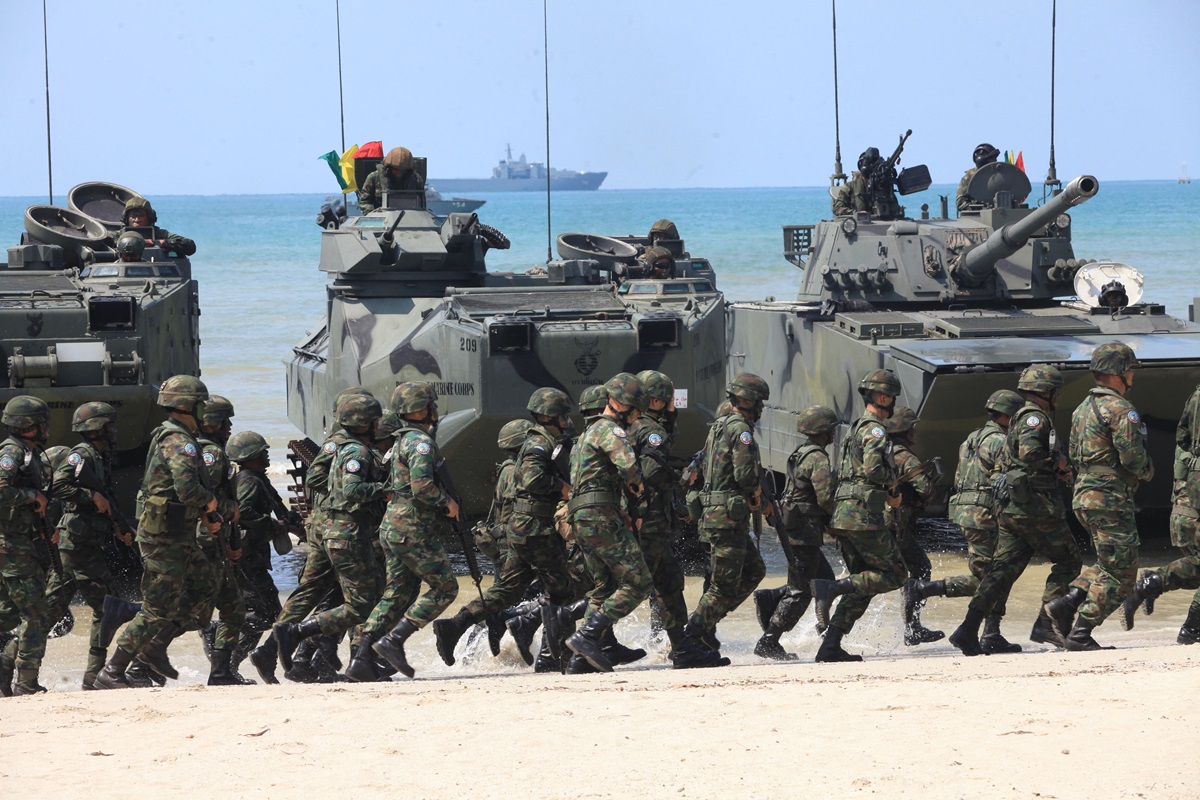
top-left (7, 546), bottom-right (1199, 798)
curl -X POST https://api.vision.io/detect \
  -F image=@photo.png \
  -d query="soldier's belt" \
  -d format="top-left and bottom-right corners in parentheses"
top-left (950, 489), bottom-right (993, 507)
top-left (701, 490), bottom-right (747, 505)
top-left (513, 499), bottom-right (558, 518)
top-left (1077, 464), bottom-right (1137, 487)
top-left (1172, 503), bottom-right (1200, 520)
top-left (567, 491), bottom-right (618, 514)
top-left (328, 508), bottom-right (375, 523)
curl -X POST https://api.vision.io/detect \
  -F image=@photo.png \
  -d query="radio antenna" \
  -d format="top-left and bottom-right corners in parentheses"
top-left (829, 0), bottom-right (846, 187)
top-left (335, 0), bottom-right (346, 152)
top-left (42, 0), bottom-right (54, 204)
top-left (543, 0), bottom-right (553, 263)
top-left (1044, 0), bottom-right (1061, 198)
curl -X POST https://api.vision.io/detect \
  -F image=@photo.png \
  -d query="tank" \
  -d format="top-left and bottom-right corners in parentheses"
top-left (727, 163), bottom-right (1200, 513)
top-left (287, 170), bottom-right (726, 514)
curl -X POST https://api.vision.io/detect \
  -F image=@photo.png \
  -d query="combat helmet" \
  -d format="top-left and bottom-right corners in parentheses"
top-left (641, 246), bottom-right (674, 276)
top-left (857, 369), bottom-right (901, 398)
top-left (201, 395), bottom-right (235, 427)
top-left (391, 382), bottom-right (438, 415)
top-left (527, 388), bottom-right (572, 419)
top-left (333, 386), bottom-right (374, 413)
top-left (158, 375), bottom-right (209, 414)
top-left (636, 370), bottom-right (674, 406)
top-left (44, 445), bottom-right (71, 471)
top-left (985, 389), bottom-right (1023, 417)
top-left (727, 373), bottom-right (770, 402)
top-left (71, 401), bottom-right (117, 433)
top-left (1090, 342), bottom-right (1139, 376)
top-left (497, 419), bottom-right (534, 450)
top-left (648, 219), bottom-right (679, 242)
top-left (384, 146), bottom-right (414, 172)
top-left (3, 395), bottom-right (50, 431)
top-left (887, 406), bottom-right (919, 434)
top-left (796, 405), bottom-right (838, 436)
top-left (115, 231), bottom-right (145, 260)
top-left (973, 143), bottom-right (1000, 168)
top-left (1017, 364), bottom-right (1064, 395)
top-left (375, 411), bottom-right (402, 440)
top-left (336, 394), bottom-right (383, 429)
top-left (578, 384), bottom-right (608, 414)
top-left (122, 196), bottom-right (156, 225)
top-left (226, 431), bottom-right (268, 463)
top-left (605, 373), bottom-right (647, 411)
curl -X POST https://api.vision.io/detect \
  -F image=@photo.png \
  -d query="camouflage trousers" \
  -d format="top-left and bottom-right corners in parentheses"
top-left (117, 529), bottom-right (205, 656)
top-left (313, 528), bottom-right (379, 637)
top-left (828, 526), bottom-right (908, 633)
top-left (195, 544), bottom-right (247, 651)
top-left (0, 535), bottom-right (51, 670)
top-left (943, 525), bottom-right (1008, 617)
top-left (771, 540), bottom-right (834, 632)
top-left (575, 507), bottom-right (652, 625)
top-left (968, 512), bottom-right (1081, 616)
top-left (1159, 511), bottom-right (1200, 609)
top-left (364, 522), bottom-right (455, 635)
top-left (691, 525), bottom-right (765, 633)
top-left (893, 516), bottom-right (931, 582)
top-left (459, 527), bottom-right (584, 626)
top-left (278, 525), bottom-right (342, 625)
top-left (1071, 506), bottom-right (1139, 627)
top-left (44, 543), bottom-right (117, 651)
top-left (237, 566), bottom-right (282, 634)
top-left (637, 526), bottom-right (688, 634)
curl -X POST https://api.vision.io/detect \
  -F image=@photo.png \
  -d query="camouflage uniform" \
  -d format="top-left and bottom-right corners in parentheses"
top-left (887, 438), bottom-right (935, 583)
top-left (945, 420), bottom-right (1009, 604)
top-left (770, 437), bottom-right (836, 630)
top-left (1158, 388), bottom-right (1200, 615)
top-left (232, 468), bottom-right (285, 637)
top-left (630, 410), bottom-right (688, 635)
top-left (955, 168), bottom-right (979, 212)
top-left (185, 434), bottom-right (245, 649)
top-left (476, 454), bottom-right (519, 567)
top-left (832, 173), bottom-right (868, 217)
top-left (358, 147), bottom-right (425, 214)
top-left (119, 197), bottom-right (196, 256)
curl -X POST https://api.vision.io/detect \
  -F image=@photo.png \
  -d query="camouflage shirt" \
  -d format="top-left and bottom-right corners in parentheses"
top-left (830, 411), bottom-right (892, 531)
top-left (998, 402), bottom-right (1064, 518)
top-left (140, 418), bottom-right (214, 509)
top-left (699, 412), bottom-right (761, 529)
top-left (0, 435), bottom-right (46, 535)
top-left (198, 436), bottom-right (238, 548)
top-left (389, 426), bottom-right (451, 517)
top-left (569, 416), bottom-right (639, 500)
top-left (956, 167), bottom-right (978, 211)
top-left (118, 224), bottom-right (196, 257)
top-left (326, 437), bottom-right (387, 526)
top-left (358, 168), bottom-right (425, 214)
top-left (234, 469), bottom-right (282, 571)
top-left (1068, 386), bottom-right (1153, 508)
top-left (493, 458), bottom-right (519, 529)
top-left (630, 413), bottom-right (676, 532)
top-left (832, 173), bottom-right (868, 216)
top-left (948, 420), bottom-right (1006, 531)
top-left (781, 441), bottom-right (835, 544)
top-left (53, 442), bottom-right (115, 546)
top-left (886, 441), bottom-right (934, 532)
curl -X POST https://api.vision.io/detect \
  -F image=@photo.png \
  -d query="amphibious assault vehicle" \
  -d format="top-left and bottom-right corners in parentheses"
top-left (288, 160), bottom-right (726, 514)
top-left (728, 163), bottom-right (1200, 512)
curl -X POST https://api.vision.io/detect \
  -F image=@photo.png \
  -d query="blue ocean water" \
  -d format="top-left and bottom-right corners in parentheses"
top-left (2, 180), bottom-right (1198, 460)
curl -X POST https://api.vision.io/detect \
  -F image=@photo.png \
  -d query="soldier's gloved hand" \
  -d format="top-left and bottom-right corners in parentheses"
top-left (92, 491), bottom-right (112, 516)
top-left (627, 481), bottom-right (644, 498)
top-left (33, 492), bottom-right (49, 515)
top-left (445, 498), bottom-right (461, 521)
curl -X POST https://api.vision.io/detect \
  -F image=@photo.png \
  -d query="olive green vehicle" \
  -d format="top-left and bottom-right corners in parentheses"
top-left (287, 158), bottom-right (726, 514)
top-left (727, 162), bottom-right (1200, 513)
top-left (1, 182), bottom-right (201, 501)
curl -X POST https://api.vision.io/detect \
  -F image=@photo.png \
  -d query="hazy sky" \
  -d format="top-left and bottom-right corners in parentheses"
top-left (2, 0), bottom-right (1197, 196)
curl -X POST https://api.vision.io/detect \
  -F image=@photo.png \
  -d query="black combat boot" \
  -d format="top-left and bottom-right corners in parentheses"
top-left (314, 635), bottom-right (343, 672)
top-left (83, 646), bottom-right (107, 690)
top-left (373, 618), bottom-right (418, 678)
top-left (754, 625), bottom-right (799, 661)
top-left (1178, 604), bottom-right (1200, 645)
top-left (810, 578), bottom-right (854, 630)
top-left (533, 631), bottom-right (560, 673)
top-left (814, 624), bottom-right (863, 663)
top-left (13, 667), bottom-right (47, 695)
top-left (506, 606), bottom-right (543, 667)
top-left (563, 653), bottom-right (598, 674)
top-left (0, 635), bottom-right (17, 697)
top-left (564, 613), bottom-right (614, 673)
top-left (1121, 570), bottom-right (1163, 630)
top-left (979, 615), bottom-right (1022, 654)
top-left (902, 579), bottom-right (945, 626)
top-left (670, 621), bottom-right (729, 669)
top-left (1029, 609), bottom-right (1066, 647)
top-left (284, 638), bottom-right (320, 682)
top-left (432, 608), bottom-right (475, 667)
top-left (948, 607), bottom-right (986, 656)
top-left (541, 604), bottom-right (578, 663)
top-left (345, 634), bottom-right (380, 682)
top-left (125, 659), bottom-right (160, 688)
top-left (1044, 586), bottom-right (1087, 641)
top-left (273, 617), bottom-right (322, 673)
top-left (137, 624), bottom-right (181, 681)
top-left (199, 622), bottom-right (217, 661)
top-left (98, 595), bottom-right (141, 649)
top-left (207, 649), bottom-right (240, 686)
top-left (600, 627), bottom-right (646, 665)
top-left (229, 632), bottom-right (261, 685)
top-left (486, 610), bottom-right (516, 657)
top-left (93, 647), bottom-right (136, 690)
top-left (664, 627), bottom-right (684, 654)
top-left (249, 637), bottom-right (280, 685)
top-left (754, 586), bottom-right (788, 633)
top-left (1064, 620), bottom-right (1113, 651)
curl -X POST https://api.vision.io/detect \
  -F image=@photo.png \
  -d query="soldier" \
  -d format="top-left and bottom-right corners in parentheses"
top-left (562, 373), bottom-right (653, 673)
top-left (647, 219), bottom-right (680, 248)
top-left (683, 373), bottom-right (773, 667)
top-left (811, 370), bottom-right (909, 662)
top-left (956, 143), bottom-right (1000, 211)
top-left (1044, 343), bottom-right (1153, 649)
top-left (358, 147), bottom-right (425, 214)
top-left (641, 246), bottom-right (675, 279)
top-left (94, 376), bottom-right (220, 689)
top-left (948, 365), bottom-right (1082, 656)
top-left (430, 388), bottom-right (584, 674)
top-left (227, 432), bottom-right (289, 683)
top-left (906, 389), bottom-right (1025, 654)
top-left (1124, 382), bottom-right (1200, 642)
top-left (115, 231), bottom-right (145, 262)
top-left (42, 402), bottom-right (128, 690)
top-left (356, 382), bottom-right (460, 679)
top-left (753, 405), bottom-right (838, 661)
top-left (119, 197), bottom-right (197, 256)
top-left (885, 407), bottom-right (944, 646)
top-left (274, 395), bottom-right (387, 676)
top-left (832, 147), bottom-right (899, 217)
top-left (0, 397), bottom-right (53, 695)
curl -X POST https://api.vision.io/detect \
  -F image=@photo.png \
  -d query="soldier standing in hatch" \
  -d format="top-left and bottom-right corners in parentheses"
top-left (1043, 343), bottom-right (1152, 650)
top-left (811, 369), bottom-right (909, 662)
top-left (948, 364), bottom-right (1082, 656)
top-left (358, 147), bottom-right (425, 214)
top-left (833, 148), bottom-right (880, 216)
top-left (905, 390), bottom-right (1025, 654)
top-left (118, 197), bottom-right (197, 256)
top-left (956, 143), bottom-right (1000, 211)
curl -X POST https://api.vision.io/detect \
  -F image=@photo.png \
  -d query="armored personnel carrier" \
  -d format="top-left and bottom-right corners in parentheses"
top-left (288, 160), bottom-right (725, 514)
top-left (727, 162), bottom-right (1200, 512)
top-left (1, 183), bottom-right (201, 501)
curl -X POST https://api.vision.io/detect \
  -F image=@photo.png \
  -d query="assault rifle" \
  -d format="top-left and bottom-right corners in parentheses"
top-left (72, 459), bottom-right (136, 545)
top-left (679, 448), bottom-right (705, 490)
top-left (887, 456), bottom-right (945, 507)
top-left (435, 458), bottom-right (484, 601)
top-left (864, 129), bottom-right (911, 198)
top-left (755, 468), bottom-right (796, 562)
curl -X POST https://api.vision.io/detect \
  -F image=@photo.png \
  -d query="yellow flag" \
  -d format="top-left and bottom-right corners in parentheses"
top-left (339, 145), bottom-right (360, 194)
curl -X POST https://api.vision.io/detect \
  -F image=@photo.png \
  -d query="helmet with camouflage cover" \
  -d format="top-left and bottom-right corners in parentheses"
top-left (497, 419), bottom-right (534, 450)
top-left (605, 373), bottom-right (647, 410)
top-left (333, 386), bottom-right (373, 413)
top-left (887, 406), bottom-right (919, 434)
top-left (985, 389), bottom-right (1023, 417)
top-left (858, 369), bottom-right (901, 398)
top-left (115, 231), bottom-right (145, 260)
top-left (384, 146), bottom-right (414, 172)
top-left (796, 405), bottom-right (838, 436)
top-left (641, 245), bottom-right (674, 272)
top-left (374, 411), bottom-right (402, 440)
top-left (122, 196), bottom-right (157, 225)
top-left (391, 381), bottom-right (438, 415)
top-left (336, 393), bottom-right (383, 429)
top-left (44, 445), bottom-right (70, 471)
top-left (1090, 342), bottom-right (1139, 376)
top-left (527, 388), bottom-right (572, 418)
top-left (3, 395), bottom-right (50, 430)
top-left (578, 384), bottom-right (608, 414)
top-left (201, 395), bottom-right (235, 427)
top-left (636, 370), bottom-right (674, 405)
top-left (648, 219), bottom-right (679, 241)
top-left (1017, 364), bottom-right (1064, 395)
top-left (226, 431), bottom-right (268, 463)
top-left (157, 375), bottom-right (209, 414)
top-left (727, 373), bottom-right (770, 402)
top-left (71, 401), bottom-right (118, 433)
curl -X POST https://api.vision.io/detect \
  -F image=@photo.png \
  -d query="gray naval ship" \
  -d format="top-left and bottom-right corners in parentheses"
top-left (727, 157), bottom-right (1200, 513)
top-left (289, 157), bottom-right (722, 514)
top-left (430, 144), bottom-right (607, 193)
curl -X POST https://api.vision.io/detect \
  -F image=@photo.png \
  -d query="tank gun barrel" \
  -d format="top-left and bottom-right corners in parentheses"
top-left (956, 175), bottom-right (1098, 286)
top-left (379, 210), bottom-right (405, 263)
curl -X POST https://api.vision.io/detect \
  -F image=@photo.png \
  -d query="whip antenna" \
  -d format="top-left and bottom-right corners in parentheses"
top-left (830, 0), bottom-right (845, 187)
top-left (42, 0), bottom-right (53, 204)
top-left (543, 0), bottom-right (553, 263)
top-left (336, 0), bottom-right (346, 152)
top-left (1044, 0), bottom-right (1061, 198)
